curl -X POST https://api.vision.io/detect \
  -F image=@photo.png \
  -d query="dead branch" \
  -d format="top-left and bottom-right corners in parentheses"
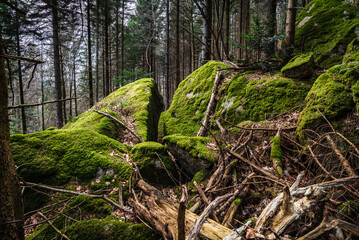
top-left (93, 109), bottom-right (144, 142)
top-left (129, 180), bottom-right (233, 240)
top-left (197, 70), bottom-right (222, 137)
top-left (186, 192), bottom-right (233, 240)
top-left (325, 135), bottom-right (357, 177)
top-left (38, 212), bottom-right (70, 240)
top-left (0, 54), bottom-right (45, 64)
top-left (8, 98), bottom-right (77, 109)
top-left (194, 181), bottom-right (220, 222)
top-left (223, 220), bottom-right (252, 240)
top-left (178, 186), bottom-right (188, 240)
top-left (21, 181), bottom-right (133, 214)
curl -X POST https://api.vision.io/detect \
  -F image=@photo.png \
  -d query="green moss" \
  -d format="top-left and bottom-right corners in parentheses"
top-left (233, 198), bottom-right (242, 205)
top-left (63, 219), bottom-right (158, 240)
top-left (297, 62), bottom-right (359, 140)
top-left (294, 0), bottom-right (359, 68)
top-left (214, 74), bottom-right (311, 126)
top-left (11, 128), bottom-right (133, 185)
top-left (64, 78), bottom-right (163, 142)
top-left (130, 142), bottom-right (177, 185)
top-left (189, 169), bottom-right (211, 190)
top-left (69, 195), bottom-right (112, 216)
top-left (343, 38), bottom-right (359, 63)
top-left (338, 200), bottom-right (359, 218)
top-left (281, 54), bottom-right (314, 78)
top-left (270, 135), bottom-right (282, 175)
top-left (162, 135), bottom-right (216, 162)
top-left (281, 54), bottom-right (313, 72)
top-left (159, 61), bottom-right (228, 136)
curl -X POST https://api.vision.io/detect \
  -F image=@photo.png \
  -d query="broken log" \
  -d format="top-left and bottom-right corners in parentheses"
top-left (129, 180), bottom-right (233, 240)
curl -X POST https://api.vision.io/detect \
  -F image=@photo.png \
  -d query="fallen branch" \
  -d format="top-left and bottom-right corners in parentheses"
top-left (0, 54), bottom-right (45, 64)
top-left (21, 181), bottom-right (133, 214)
top-left (178, 186), bottom-right (188, 240)
top-left (223, 220), bottom-right (252, 240)
top-left (8, 98), bottom-right (77, 109)
top-left (38, 212), bottom-right (70, 240)
top-left (197, 70), bottom-right (222, 137)
top-left (93, 109), bottom-right (144, 142)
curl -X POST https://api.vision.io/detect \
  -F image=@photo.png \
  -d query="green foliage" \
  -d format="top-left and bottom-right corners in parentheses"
top-left (10, 128), bottom-right (133, 185)
top-left (130, 142), bottom-right (177, 185)
top-left (64, 78), bottom-right (163, 142)
top-left (297, 62), bottom-right (359, 140)
top-left (295, 0), bottom-right (359, 68)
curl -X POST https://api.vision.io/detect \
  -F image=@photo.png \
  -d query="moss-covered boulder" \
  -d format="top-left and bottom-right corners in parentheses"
top-left (297, 62), bottom-right (359, 140)
top-left (343, 37), bottom-right (359, 63)
top-left (213, 73), bottom-right (311, 126)
top-left (281, 54), bottom-right (314, 79)
top-left (63, 219), bottom-right (158, 240)
top-left (294, 0), bottom-right (359, 68)
top-left (64, 78), bottom-right (163, 143)
top-left (11, 127), bottom-right (133, 185)
top-left (130, 142), bottom-right (178, 185)
top-left (159, 61), bottom-right (228, 136)
top-left (162, 135), bottom-right (216, 177)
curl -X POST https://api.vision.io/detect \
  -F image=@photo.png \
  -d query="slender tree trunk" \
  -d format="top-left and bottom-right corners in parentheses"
top-left (189, 0), bottom-right (195, 72)
top-left (115, 0), bottom-right (120, 88)
top-left (73, 59), bottom-right (78, 116)
top-left (0, 25), bottom-right (24, 240)
top-left (121, 0), bottom-right (125, 86)
top-left (60, 51), bottom-right (66, 124)
top-left (284, 0), bottom-right (296, 50)
top-left (52, 0), bottom-right (63, 128)
top-left (200, 0), bottom-right (212, 64)
top-left (41, 63), bottom-right (45, 131)
top-left (95, 0), bottom-right (100, 102)
top-left (87, 0), bottom-right (94, 107)
top-left (175, 0), bottom-right (180, 88)
top-left (164, 0), bottom-right (170, 110)
top-left (225, 0), bottom-right (230, 58)
top-left (104, 0), bottom-right (110, 96)
top-left (16, 25), bottom-right (26, 134)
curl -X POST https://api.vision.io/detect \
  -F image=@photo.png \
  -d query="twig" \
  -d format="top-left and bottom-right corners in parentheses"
top-left (193, 181), bottom-right (220, 222)
top-left (93, 109), bottom-right (144, 142)
top-left (38, 212), bottom-right (70, 240)
top-left (178, 186), bottom-right (188, 240)
top-left (0, 54), bottom-right (44, 63)
top-left (223, 220), bottom-right (252, 240)
top-left (8, 98), bottom-right (77, 109)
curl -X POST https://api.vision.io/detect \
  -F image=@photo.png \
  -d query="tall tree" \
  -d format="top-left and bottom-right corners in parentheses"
top-left (104, 0), bottom-right (110, 96)
top-left (164, 0), bottom-right (170, 110)
top-left (199, 0), bottom-right (212, 64)
top-left (0, 25), bottom-right (24, 240)
top-left (51, 0), bottom-right (63, 128)
top-left (87, 0), bottom-right (94, 107)
top-left (175, 0), bottom-right (180, 88)
top-left (284, 0), bottom-right (296, 53)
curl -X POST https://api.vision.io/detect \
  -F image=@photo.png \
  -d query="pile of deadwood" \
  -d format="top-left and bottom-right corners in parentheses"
top-left (129, 113), bottom-right (359, 240)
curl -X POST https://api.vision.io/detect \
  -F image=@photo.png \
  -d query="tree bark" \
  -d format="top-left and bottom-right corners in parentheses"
top-left (87, 0), bottom-right (94, 107)
top-left (200, 0), bottom-right (212, 64)
top-left (284, 0), bottom-right (296, 50)
top-left (52, 0), bottom-right (63, 128)
top-left (164, 0), bottom-right (170, 110)
top-left (0, 25), bottom-right (24, 240)
top-left (104, 0), bottom-right (110, 96)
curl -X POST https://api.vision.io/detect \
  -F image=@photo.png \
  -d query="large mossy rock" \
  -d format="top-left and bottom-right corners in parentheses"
top-left (63, 219), bottom-right (158, 240)
top-left (162, 135), bottom-right (216, 177)
top-left (343, 37), bottom-right (359, 63)
top-left (213, 73), bottom-right (311, 126)
top-left (297, 62), bottom-right (359, 140)
top-left (159, 61), bottom-right (228, 136)
top-left (295, 0), bottom-right (359, 68)
top-left (64, 78), bottom-right (163, 142)
top-left (10, 127), bottom-right (133, 185)
top-left (130, 142), bottom-right (178, 185)
top-left (160, 61), bottom-right (310, 137)
top-left (281, 54), bottom-right (314, 79)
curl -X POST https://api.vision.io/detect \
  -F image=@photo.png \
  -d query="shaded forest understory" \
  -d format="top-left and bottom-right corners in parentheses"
top-left (2, 0), bottom-right (359, 239)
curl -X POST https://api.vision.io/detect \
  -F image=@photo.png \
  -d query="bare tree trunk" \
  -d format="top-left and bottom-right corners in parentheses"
top-left (41, 63), bottom-right (45, 131)
top-left (52, 0), bottom-right (63, 128)
top-left (87, 0), bottom-right (94, 107)
top-left (200, 0), bottom-right (212, 64)
top-left (121, 0), bottom-right (125, 87)
top-left (95, 0), bottom-right (100, 102)
top-left (16, 24), bottom-right (26, 134)
top-left (115, 0), bottom-right (120, 89)
top-left (60, 51), bottom-right (67, 124)
top-left (0, 25), bottom-right (24, 240)
top-left (164, 0), bottom-right (170, 110)
top-left (225, 0), bottom-right (230, 58)
top-left (104, 0), bottom-right (110, 96)
top-left (73, 59), bottom-right (78, 116)
top-left (284, 0), bottom-right (296, 52)
top-left (175, 0), bottom-right (181, 88)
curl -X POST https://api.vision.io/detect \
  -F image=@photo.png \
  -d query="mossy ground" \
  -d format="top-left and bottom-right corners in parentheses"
top-left (159, 61), bottom-right (228, 136)
top-left (297, 62), bottom-right (359, 140)
top-left (294, 0), bottom-right (359, 68)
top-left (130, 142), bottom-right (178, 185)
top-left (11, 128), bottom-right (133, 186)
top-left (64, 78), bottom-right (163, 142)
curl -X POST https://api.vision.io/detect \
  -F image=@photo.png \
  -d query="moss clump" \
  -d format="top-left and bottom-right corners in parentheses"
top-left (343, 38), bottom-right (359, 63)
top-left (69, 195), bottom-right (112, 217)
top-left (270, 135), bottom-right (283, 175)
top-left (294, 0), bottom-right (359, 68)
top-left (214, 74), bottom-right (311, 126)
top-left (281, 54), bottom-right (314, 79)
top-left (338, 200), bottom-right (359, 218)
top-left (297, 62), bottom-right (359, 140)
top-left (189, 169), bottom-right (211, 190)
top-left (64, 219), bottom-right (158, 240)
top-left (11, 128), bottom-right (133, 185)
top-left (130, 142), bottom-right (178, 185)
top-left (159, 61), bottom-right (228, 136)
top-left (233, 198), bottom-right (242, 206)
top-left (64, 78), bottom-right (163, 142)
